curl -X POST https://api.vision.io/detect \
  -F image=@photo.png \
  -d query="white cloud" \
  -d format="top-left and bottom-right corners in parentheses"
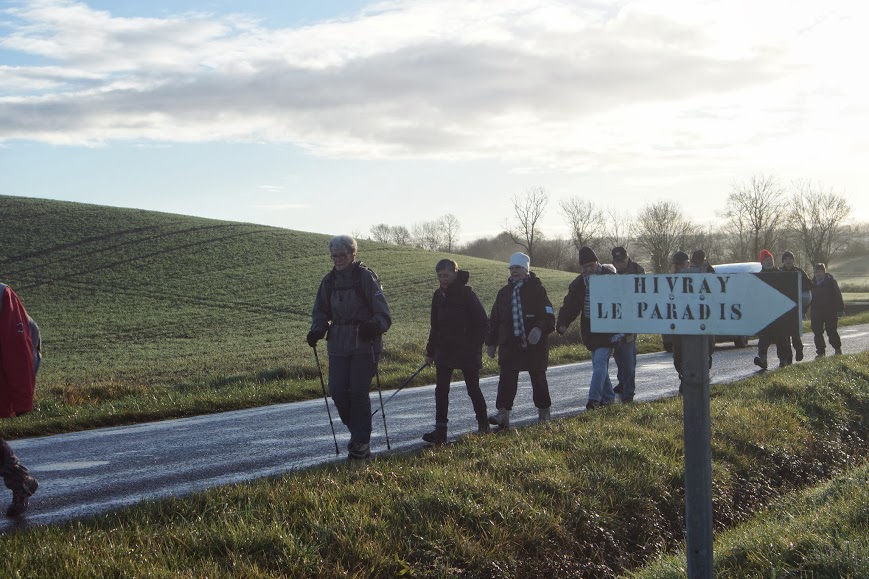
top-left (1, 0), bottom-right (867, 180)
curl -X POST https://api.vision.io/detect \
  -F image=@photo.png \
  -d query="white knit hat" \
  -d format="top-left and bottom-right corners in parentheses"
top-left (508, 252), bottom-right (530, 271)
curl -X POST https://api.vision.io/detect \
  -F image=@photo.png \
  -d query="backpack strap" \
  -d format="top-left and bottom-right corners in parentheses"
top-left (324, 264), bottom-right (376, 318)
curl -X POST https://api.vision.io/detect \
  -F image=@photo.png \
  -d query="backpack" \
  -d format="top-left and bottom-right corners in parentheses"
top-left (0, 283), bottom-right (42, 375)
top-left (323, 262), bottom-right (379, 317)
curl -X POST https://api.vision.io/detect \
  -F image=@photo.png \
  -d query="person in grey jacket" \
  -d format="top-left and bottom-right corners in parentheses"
top-left (307, 236), bottom-right (392, 460)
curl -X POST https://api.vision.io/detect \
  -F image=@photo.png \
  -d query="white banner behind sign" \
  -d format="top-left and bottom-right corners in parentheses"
top-left (589, 274), bottom-right (797, 335)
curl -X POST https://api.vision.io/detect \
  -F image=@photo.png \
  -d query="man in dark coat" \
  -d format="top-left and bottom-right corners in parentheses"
top-left (1, 282), bottom-right (40, 517)
top-left (610, 246), bottom-right (644, 403)
top-left (809, 263), bottom-right (845, 357)
top-left (753, 249), bottom-right (790, 369)
top-left (486, 252), bottom-right (556, 429)
top-left (779, 250), bottom-right (813, 363)
top-left (557, 246), bottom-right (620, 410)
top-left (421, 259), bottom-right (490, 444)
top-left (670, 251), bottom-right (715, 392)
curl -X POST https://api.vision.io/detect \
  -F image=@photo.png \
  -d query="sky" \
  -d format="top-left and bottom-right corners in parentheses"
top-left (2, 0), bottom-right (868, 242)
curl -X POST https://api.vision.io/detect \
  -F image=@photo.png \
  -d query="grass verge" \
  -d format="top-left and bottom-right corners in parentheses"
top-left (3, 352), bottom-right (868, 577)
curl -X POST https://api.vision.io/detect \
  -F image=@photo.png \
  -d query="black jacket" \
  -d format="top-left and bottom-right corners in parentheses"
top-left (425, 270), bottom-right (488, 369)
top-left (810, 273), bottom-right (845, 317)
top-left (616, 259), bottom-right (645, 275)
top-left (557, 266), bottom-right (617, 351)
top-left (487, 273), bottom-right (555, 368)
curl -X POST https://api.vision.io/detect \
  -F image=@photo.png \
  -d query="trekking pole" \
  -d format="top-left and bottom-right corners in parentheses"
top-left (312, 345), bottom-right (340, 455)
top-left (371, 345), bottom-right (391, 450)
top-left (372, 361), bottom-right (430, 417)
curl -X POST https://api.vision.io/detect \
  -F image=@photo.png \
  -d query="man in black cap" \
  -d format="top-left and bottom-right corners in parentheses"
top-left (779, 250), bottom-right (812, 363)
top-left (610, 246), bottom-right (644, 403)
top-left (690, 249), bottom-right (715, 273)
top-left (557, 247), bottom-right (620, 410)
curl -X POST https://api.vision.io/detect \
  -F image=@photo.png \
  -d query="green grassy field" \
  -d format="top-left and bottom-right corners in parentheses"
top-left (1, 196), bottom-right (587, 438)
top-left (2, 195), bottom-right (868, 439)
top-left (2, 352), bottom-right (867, 577)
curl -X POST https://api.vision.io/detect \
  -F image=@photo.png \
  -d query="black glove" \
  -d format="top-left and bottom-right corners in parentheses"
top-left (307, 329), bottom-right (325, 347)
top-left (358, 320), bottom-right (380, 342)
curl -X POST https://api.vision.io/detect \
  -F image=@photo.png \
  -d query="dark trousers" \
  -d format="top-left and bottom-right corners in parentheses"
top-left (781, 334), bottom-right (804, 362)
top-left (495, 367), bottom-right (551, 411)
top-left (328, 352), bottom-right (375, 444)
top-left (1, 439), bottom-right (31, 492)
top-left (811, 314), bottom-right (841, 354)
top-left (433, 364), bottom-right (488, 426)
top-left (672, 335), bottom-right (714, 378)
top-left (757, 334), bottom-right (789, 362)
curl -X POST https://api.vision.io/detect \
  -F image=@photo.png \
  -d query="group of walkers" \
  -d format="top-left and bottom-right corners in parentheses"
top-left (0, 236), bottom-right (850, 516)
top-left (307, 235), bottom-right (850, 460)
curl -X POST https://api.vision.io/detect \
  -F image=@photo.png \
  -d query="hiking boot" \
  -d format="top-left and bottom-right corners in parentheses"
top-left (422, 426), bottom-right (447, 445)
top-left (621, 395), bottom-right (634, 403)
top-left (488, 408), bottom-right (510, 430)
top-left (347, 442), bottom-right (371, 461)
top-left (613, 383), bottom-right (624, 395)
top-left (754, 355), bottom-right (768, 370)
top-left (538, 407), bottom-right (551, 423)
top-left (477, 418), bottom-right (491, 434)
top-left (834, 348), bottom-right (843, 356)
top-left (816, 351), bottom-right (826, 359)
top-left (6, 475), bottom-right (38, 518)
top-left (779, 359), bottom-right (791, 368)
top-left (795, 349), bottom-right (804, 362)
top-left (585, 400), bottom-right (600, 411)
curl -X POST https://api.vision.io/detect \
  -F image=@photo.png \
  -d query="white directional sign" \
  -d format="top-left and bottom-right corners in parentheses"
top-left (589, 273), bottom-right (800, 336)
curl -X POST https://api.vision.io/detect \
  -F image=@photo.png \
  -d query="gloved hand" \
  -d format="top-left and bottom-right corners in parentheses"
top-left (306, 329), bottom-right (325, 347)
top-left (556, 325), bottom-right (567, 335)
top-left (358, 320), bottom-right (380, 342)
top-left (487, 344), bottom-right (497, 358)
top-left (527, 326), bottom-right (542, 345)
top-left (837, 310), bottom-right (845, 319)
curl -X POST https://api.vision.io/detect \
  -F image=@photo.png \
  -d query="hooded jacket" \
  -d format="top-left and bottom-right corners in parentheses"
top-left (557, 265), bottom-right (617, 351)
top-left (425, 270), bottom-right (488, 369)
top-left (0, 284), bottom-right (36, 418)
top-left (810, 272), bottom-right (845, 317)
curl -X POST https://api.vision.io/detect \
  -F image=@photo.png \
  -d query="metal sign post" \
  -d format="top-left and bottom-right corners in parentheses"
top-left (589, 271), bottom-right (799, 578)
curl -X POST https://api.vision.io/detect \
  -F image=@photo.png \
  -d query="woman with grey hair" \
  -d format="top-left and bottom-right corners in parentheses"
top-left (307, 235), bottom-right (392, 460)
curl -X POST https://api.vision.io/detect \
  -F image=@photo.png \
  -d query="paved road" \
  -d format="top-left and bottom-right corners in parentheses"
top-left (4, 324), bottom-right (868, 533)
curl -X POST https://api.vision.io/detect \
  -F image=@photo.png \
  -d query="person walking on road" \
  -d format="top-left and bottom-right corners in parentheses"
top-left (610, 246), bottom-right (644, 403)
top-left (421, 259), bottom-right (490, 444)
top-left (307, 236), bottom-right (392, 460)
top-left (557, 247), bottom-right (621, 409)
top-left (809, 263), bottom-right (845, 358)
top-left (1, 281), bottom-right (40, 517)
top-left (753, 249), bottom-right (790, 369)
top-left (779, 250), bottom-right (813, 363)
top-left (486, 253), bottom-right (555, 429)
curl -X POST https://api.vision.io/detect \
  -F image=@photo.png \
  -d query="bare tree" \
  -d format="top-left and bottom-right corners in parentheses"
top-left (535, 238), bottom-right (574, 271)
top-left (505, 187), bottom-right (548, 262)
top-left (601, 206), bottom-right (635, 250)
top-left (370, 223), bottom-right (392, 244)
top-left (723, 174), bottom-right (786, 261)
top-left (788, 180), bottom-right (852, 266)
top-left (440, 214), bottom-right (461, 253)
top-left (634, 201), bottom-right (698, 273)
top-left (560, 197), bottom-right (604, 259)
top-left (390, 225), bottom-right (412, 246)
top-left (411, 221), bottom-right (444, 251)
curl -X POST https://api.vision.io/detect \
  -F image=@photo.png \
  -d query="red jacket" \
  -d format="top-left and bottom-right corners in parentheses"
top-left (0, 284), bottom-right (36, 418)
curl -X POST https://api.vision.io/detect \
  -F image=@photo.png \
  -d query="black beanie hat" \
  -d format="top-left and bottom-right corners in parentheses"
top-left (579, 246), bottom-right (598, 265)
top-left (782, 250), bottom-right (795, 259)
top-left (672, 250), bottom-right (689, 264)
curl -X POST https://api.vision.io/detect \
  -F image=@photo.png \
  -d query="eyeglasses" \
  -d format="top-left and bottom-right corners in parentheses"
top-left (330, 253), bottom-right (349, 260)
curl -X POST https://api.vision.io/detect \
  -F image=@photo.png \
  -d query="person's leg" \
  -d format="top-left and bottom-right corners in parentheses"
top-left (1, 439), bottom-right (38, 517)
top-left (495, 367), bottom-right (519, 412)
top-left (827, 314), bottom-right (842, 353)
top-left (792, 332), bottom-right (804, 361)
top-left (528, 368), bottom-right (552, 410)
top-left (755, 335), bottom-right (770, 368)
top-left (433, 364), bottom-right (454, 426)
top-left (347, 352), bottom-right (375, 445)
top-left (618, 339), bottom-right (637, 399)
top-left (588, 347), bottom-right (610, 405)
top-left (460, 367), bottom-right (488, 425)
top-left (775, 335), bottom-right (792, 366)
top-left (613, 340), bottom-right (626, 393)
top-left (327, 354), bottom-right (352, 427)
top-left (811, 316), bottom-right (826, 356)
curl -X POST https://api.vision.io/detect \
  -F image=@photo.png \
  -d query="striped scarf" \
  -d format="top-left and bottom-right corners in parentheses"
top-left (511, 278), bottom-right (527, 348)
